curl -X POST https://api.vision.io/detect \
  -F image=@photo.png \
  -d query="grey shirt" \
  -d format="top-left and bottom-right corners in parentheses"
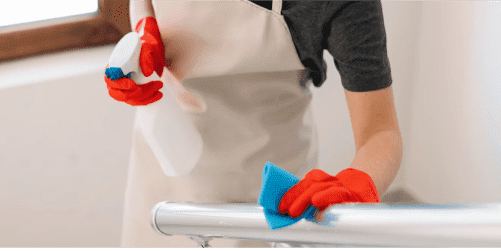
top-left (250, 0), bottom-right (392, 92)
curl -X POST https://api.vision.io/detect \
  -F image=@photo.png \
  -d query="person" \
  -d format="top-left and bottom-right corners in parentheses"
top-left (104, 0), bottom-right (403, 247)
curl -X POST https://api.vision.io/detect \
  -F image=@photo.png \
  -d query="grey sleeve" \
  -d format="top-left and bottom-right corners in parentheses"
top-left (324, 1), bottom-right (392, 92)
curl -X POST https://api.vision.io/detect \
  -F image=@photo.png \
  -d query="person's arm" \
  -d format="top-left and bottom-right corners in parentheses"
top-left (278, 1), bottom-right (402, 221)
top-left (324, 1), bottom-right (402, 196)
top-left (278, 85), bottom-right (402, 221)
top-left (130, 0), bottom-right (156, 28)
top-left (344, 85), bottom-right (403, 197)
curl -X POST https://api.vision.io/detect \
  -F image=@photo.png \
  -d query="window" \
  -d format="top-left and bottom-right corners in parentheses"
top-left (0, 0), bottom-right (131, 63)
top-left (0, 0), bottom-right (99, 28)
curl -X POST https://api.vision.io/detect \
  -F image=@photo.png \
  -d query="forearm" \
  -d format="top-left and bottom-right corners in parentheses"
top-left (348, 130), bottom-right (403, 197)
top-left (130, 0), bottom-right (156, 28)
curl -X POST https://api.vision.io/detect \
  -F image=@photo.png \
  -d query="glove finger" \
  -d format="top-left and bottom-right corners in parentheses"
top-left (140, 34), bottom-right (165, 77)
top-left (125, 81), bottom-right (163, 105)
top-left (140, 45), bottom-right (165, 77)
top-left (143, 36), bottom-right (165, 77)
top-left (154, 52), bottom-right (165, 77)
top-left (139, 44), bottom-right (156, 78)
top-left (104, 75), bottom-right (136, 90)
top-left (135, 81), bottom-right (163, 100)
top-left (149, 48), bottom-right (165, 77)
top-left (304, 169), bottom-right (338, 182)
top-left (311, 186), bottom-right (357, 208)
top-left (108, 87), bottom-right (142, 102)
top-left (334, 168), bottom-right (380, 203)
top-left (288, 183), bottom-right (333, 218)
top-left (278, 179), bottom-right (315, 214)
top-left (126, 91), bottom-right (163, 106)
top-left (108, 88), bottom-right (127, 102)
top-left (151, 45), bottom-right (165, 77)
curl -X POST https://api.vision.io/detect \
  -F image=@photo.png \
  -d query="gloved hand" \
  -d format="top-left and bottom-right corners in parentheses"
top-left (104, 16), bottom-right (166, 106)
top-left (104, 70), bottom-right (164, 106)
top-left (134, 16), bottom-right (166, 78)
top-left (278, 168), bottom-right (380, 218)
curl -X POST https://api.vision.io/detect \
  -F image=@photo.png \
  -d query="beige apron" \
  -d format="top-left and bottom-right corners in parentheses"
top-left (121, 0), bottom-right (319, 247)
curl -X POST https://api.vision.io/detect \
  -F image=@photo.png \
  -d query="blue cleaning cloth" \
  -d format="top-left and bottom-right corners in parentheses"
top-left (258, 162), bottom-right (317, 230)
top-left (105, 67), bottom-right (131, 81)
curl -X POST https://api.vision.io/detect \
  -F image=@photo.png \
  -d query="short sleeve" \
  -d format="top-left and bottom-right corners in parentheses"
top-left (324, 1), bottom-right (392, 92)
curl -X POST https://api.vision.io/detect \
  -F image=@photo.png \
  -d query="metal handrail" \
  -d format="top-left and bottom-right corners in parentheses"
top-left (151, 201), bottom-right (501, 247)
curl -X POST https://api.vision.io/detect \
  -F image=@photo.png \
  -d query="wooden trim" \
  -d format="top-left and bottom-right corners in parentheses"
top-left (0, 0), bottom-right (131, 63)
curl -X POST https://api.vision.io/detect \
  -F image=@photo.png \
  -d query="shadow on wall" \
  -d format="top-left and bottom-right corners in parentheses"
top-left (381, 188), bottom-right (422, 203)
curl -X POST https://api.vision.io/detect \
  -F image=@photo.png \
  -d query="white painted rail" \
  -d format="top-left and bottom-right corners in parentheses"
top-left (151, 202), bottom-right (501, 247)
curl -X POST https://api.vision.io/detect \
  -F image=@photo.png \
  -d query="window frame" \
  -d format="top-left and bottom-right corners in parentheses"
top-left (0, 0), bottom-right (131, 63)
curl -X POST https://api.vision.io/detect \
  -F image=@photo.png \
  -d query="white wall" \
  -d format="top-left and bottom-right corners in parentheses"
top-left (0, 47), bottom-right (135, 247)
top-left (0, 1), bottom-right (500, 247)
top-left (404, 2), bottom-right (501, 204)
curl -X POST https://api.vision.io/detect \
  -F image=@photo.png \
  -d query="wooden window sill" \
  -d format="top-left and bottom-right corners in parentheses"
top-left (0, 0), bottom-right (130, 63)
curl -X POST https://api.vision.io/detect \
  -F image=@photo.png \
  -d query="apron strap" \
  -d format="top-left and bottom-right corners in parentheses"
top-left (272, 0), bottom-right (283, 15)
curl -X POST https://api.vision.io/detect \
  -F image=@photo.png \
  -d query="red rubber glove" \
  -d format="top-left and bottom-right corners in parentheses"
top-left (104, 72), bottom-right (163, 106)
top-left (278, 168), bottom-right (380, 218)
top-left (104, 16), bottom-right (166, 106)
top-left (135, 16), bottom-right (166, 78)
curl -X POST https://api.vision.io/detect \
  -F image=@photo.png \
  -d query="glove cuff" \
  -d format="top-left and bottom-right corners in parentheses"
top-left (335, 168), bottom-right (380, 203)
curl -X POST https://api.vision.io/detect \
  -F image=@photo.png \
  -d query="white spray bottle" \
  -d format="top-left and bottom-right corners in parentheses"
top-left (108, 32), bottom-right (203, 177)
